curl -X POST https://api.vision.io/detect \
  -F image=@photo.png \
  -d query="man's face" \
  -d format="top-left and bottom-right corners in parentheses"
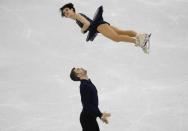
top-left (74, 67), bottom-right (87, 78)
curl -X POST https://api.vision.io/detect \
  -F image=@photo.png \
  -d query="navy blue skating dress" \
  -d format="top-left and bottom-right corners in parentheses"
top-left (76, 6), bottom-right (110, 42)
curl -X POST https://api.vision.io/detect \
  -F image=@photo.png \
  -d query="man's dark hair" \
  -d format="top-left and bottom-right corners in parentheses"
top-left (70, 68), bottom-right (80, 81)
top-left (60, 3), bottom-right (76, 17)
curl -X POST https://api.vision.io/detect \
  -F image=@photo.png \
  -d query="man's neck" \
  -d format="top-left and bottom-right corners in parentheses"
top-left (80, 75), bottom-right (89, 80)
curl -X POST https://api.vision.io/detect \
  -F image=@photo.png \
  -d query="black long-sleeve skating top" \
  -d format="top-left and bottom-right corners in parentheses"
top-left (80, 79), bottom-right (102, 118)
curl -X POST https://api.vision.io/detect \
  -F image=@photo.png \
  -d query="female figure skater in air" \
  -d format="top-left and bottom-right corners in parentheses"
top-left (60, 3), bottom-right (151, 53)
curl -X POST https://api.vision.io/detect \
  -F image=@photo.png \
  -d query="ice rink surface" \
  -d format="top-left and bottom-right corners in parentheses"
top-left (0, 0), bottom-right (188, 130)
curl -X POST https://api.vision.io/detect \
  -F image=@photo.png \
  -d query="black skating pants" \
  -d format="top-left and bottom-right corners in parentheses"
top-left (80, 111), bottom-right (100, 131)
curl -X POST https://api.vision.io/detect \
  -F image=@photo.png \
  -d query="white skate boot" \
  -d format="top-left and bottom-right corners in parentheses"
top-left (135, 33), bottom-right (151, 54)
top-left (141, 33), bottom-right (151, 54)
top-left (135, 33), bottom-right (147, 47)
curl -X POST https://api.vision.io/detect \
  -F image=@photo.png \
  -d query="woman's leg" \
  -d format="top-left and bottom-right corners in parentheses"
top-left (97, 24), bottom-right (136, 44)
top-left (110, 25), bottom-right (137, 37)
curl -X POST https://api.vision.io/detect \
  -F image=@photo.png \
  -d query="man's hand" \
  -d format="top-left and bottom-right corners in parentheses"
top-left (101, 112), bottom-right (111, 124)
top-left (101, 116), bottom-right (109, 124)
top-left (102, 112), bottom-right (111, 117)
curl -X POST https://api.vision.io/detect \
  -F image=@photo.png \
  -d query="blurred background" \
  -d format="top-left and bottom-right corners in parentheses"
top-left (0, 0), bottom-right (188, 130)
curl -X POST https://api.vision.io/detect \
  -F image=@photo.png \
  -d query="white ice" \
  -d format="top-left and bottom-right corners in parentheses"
top-left (0, 0), bottom-right (188, 131)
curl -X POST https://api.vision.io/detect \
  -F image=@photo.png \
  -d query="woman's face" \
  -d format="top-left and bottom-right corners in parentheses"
top-left (63, 7), bottom-right (75, 18)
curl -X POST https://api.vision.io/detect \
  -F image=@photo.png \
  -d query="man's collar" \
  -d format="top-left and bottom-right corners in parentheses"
top-left (80, 78), bottom-right (91, 82)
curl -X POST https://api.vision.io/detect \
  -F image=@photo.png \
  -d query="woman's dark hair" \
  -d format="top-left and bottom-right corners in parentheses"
top-left (60, 3), bottom-right (76, 17)
top-left (70, 68), bottom-right (80, 81)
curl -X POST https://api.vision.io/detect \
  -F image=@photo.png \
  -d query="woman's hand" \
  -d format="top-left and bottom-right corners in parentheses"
top-left (81, 28), bottom-right (86, 34)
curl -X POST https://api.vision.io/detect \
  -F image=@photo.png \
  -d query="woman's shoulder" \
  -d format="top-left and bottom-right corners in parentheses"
top-left (78, 13), bottom-right (87, 17)
top-left (77, 13), bottom-right (92, 22)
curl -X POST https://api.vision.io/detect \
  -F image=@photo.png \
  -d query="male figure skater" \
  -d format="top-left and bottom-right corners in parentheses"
top-left (70, 67), bottom-right (111, 131)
